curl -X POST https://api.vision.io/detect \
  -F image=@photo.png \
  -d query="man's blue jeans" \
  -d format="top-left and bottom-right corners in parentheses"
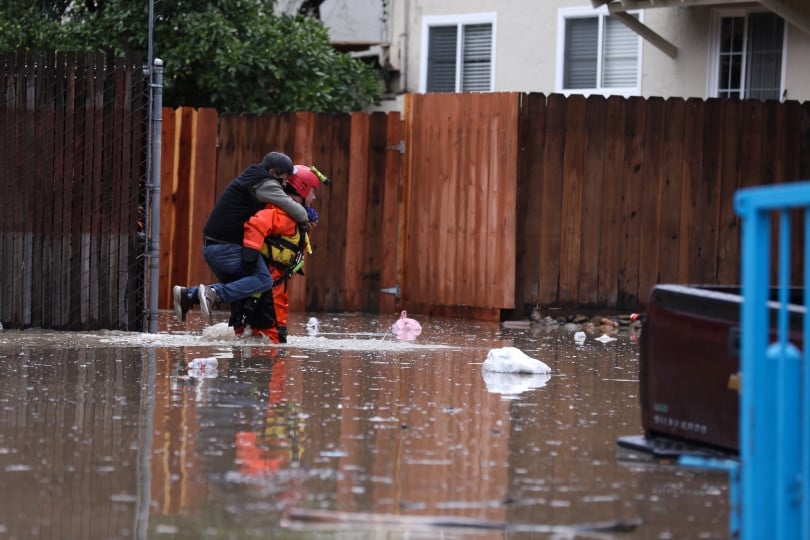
top-left (191, 243), bottom-right (273, 304)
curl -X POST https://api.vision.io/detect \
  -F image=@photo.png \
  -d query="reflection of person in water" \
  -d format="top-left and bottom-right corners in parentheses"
top-left (169, 350), bottom-right (307, 513)
top-left (234, 357), bottom-right (305, 476)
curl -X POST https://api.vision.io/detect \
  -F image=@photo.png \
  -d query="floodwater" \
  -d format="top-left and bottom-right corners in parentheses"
top-left (0, 311), bottom-right (730, 539)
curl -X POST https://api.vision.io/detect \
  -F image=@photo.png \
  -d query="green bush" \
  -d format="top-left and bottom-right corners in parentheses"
top-left (0, 0), bottom-right (383, 113)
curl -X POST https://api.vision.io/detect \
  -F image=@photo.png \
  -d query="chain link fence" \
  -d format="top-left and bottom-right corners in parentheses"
top-left (0, 50), bottom-right (151, 330)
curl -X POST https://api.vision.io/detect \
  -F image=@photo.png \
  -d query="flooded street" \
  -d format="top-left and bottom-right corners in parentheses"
top-left (0, 312), bottom-right (729, 539)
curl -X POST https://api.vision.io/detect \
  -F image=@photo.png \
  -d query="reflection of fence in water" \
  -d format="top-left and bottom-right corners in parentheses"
top-left (0, 347), bottom-right (144, 537)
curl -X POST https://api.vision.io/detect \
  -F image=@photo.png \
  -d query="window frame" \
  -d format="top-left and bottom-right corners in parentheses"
top-left (556, 6), bottom-right (643, 97)
top-left (707, 8), bottom-right (787, 101)
top-left (419, 12), bottom-right (497, 93)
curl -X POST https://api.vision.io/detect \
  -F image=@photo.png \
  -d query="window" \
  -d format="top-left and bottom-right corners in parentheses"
top-left (712, 12), bottom-right (784, 100)
top-left (558, 8), bottom-right (641, 95)
top-left (421, 14), bottom-right (495, 92)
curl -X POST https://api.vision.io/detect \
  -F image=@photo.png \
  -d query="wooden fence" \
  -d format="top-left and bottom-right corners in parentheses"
top-left (163, 93), bottom-right (810, 319)
top-left (3, 49), bottom-right (808, 330)
top-left (0, 51), bottom-right (148, 330)
top-left (515, 94), bottom-right (810, 313)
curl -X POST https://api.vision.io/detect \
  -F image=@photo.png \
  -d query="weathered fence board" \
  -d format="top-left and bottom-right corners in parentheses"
top-left (617, 97), bottom-right (645, 307)
top-left (678, 98), bottom-right (703, 285)
top-left (31, 54), bottom-right (48, 328)
top-left (636, 96), bottom-right (664, 308)
top-left (658, 98), bottom-right (686, 285)
top-left (539, 93), bottom-right (567, 308)
top-left (380, 112), bottom-right (401, 314)
top-left (596, 96), bottom-right (626, 308)
top-left (514, 93), bottom-right (546, 313)
top-left (716, 99), bottom-right (742, 285)
top-left (578, 95), bottom-right (607, 306)
top-left (302, 112), bottom-right (352, 312)
top-left (55, 52), bottom-right (77, 327)
top-left (401, 92), bottom-right (518, 316)
top-left (358, 112), bottom-right (390, 312)
top-left (343, 112), bottom-right (371, 312)
top-left (158, 107), bottom-right (177, 310)
top-left (695, 98), bottom-right (723, 286)
top-left (559, 94), bottom-right (586, 305)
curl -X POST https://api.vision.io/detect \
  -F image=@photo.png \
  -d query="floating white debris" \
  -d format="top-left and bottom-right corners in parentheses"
top-left (574, 331), bottom-right (586, 343)
top-left (188, 357), bottom-right (219, 378)
top-left (482, 371), bottom-right (551, 398)
top-left (306, 317), bottom-right (320, 336)
top-left (502, 320), bottom-right (531, 329)
top-left (595, 334), bottom-right (617, 343)
top-left (201, 322), bottom-right (237, 340)
top-left (482, 346), bottom-right (551, 374)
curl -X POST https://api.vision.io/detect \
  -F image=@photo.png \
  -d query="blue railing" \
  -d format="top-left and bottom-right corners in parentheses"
top-left (733, 182), bottom-right (810, 540)
top-left (681, 181), bottom-right (810, 538)
top-left (676, 183), bottom-right (810, 539)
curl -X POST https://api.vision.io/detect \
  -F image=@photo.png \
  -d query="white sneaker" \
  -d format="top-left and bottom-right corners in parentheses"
top-left (198, 284), bottom-right (221, 320)
top-left (172, 286), bottom-right (192, 322)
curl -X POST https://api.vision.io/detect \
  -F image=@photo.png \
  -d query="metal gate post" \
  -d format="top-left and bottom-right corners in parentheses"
top-left (145, 58), bottom-right (163, 333)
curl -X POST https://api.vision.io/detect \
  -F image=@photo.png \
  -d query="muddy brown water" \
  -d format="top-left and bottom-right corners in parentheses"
top-left (0, 311), bottom-right (729, 539)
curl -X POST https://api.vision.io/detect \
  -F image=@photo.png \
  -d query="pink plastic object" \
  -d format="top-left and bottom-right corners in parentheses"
top-left (391, 310), bottom-right (422, 341)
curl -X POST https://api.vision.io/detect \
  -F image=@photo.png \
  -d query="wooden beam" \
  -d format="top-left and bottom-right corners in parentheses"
top-left (610, 0), bottom-right (810, 37)
top-left (615, 0), bottom-right (753, 8)
top-left (608, 9), bottom-right (679, 58)
top-left (600, 0), bottom-right (810, 63)
top-left (759, 0), bottom-right (810, 37)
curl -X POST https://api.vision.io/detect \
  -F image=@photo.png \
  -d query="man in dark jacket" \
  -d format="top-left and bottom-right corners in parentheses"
top-left (172, 151), bottom-right (308, 322)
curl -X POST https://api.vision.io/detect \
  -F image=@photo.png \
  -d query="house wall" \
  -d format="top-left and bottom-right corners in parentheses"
top-left (321, 0), bottom-right (385, 44)
top-left (640, 7), bottom-right (712, 99)
top-left (375, 0), bottom-right (810, 104)
top-left (640, 7), bottom-right (810, 102)
top-left (784, 23), bottom-right (810, 102)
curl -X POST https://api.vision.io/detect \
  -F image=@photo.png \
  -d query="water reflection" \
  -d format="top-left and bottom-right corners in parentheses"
top-left (0, 312), bottom-right (729, 539)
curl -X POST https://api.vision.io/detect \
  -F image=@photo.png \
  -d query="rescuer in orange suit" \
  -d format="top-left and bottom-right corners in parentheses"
top-left (230, 164), bottom-right (328, 343)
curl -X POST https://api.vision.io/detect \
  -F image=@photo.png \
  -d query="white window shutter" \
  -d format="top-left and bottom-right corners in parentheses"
top-left (427, 26), bottom-right (458, 92)
top-left (461, 24), bottom-right (492, 91)
top-left (602, 16), bottom-right (638, 88)
top-left (564, 18), bottom-right (598, 89)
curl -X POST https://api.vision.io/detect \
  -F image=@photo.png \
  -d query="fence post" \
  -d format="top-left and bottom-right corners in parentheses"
top-left (146, 59), bottom-right (163, 333)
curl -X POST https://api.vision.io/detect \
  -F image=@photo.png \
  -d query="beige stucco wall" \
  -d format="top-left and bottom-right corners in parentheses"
top-left (381, 0), bottom-right (810, 103)
top-left (321, 0), bottom-right (385, 44)
top-left (783, 22), bottom-right (810, 102)
top-left (639, 8), bottom-right (713, 99)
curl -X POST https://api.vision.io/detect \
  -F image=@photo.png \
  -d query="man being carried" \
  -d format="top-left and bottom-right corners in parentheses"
top-left (173, 152), bottom-right (309, 322)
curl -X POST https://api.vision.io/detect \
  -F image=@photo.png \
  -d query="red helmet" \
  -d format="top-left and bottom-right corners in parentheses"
top-left (287, 165), bottom-right (321, 198)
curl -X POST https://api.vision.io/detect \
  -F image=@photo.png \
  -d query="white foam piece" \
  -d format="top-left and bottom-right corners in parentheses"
top-left (482, 346), bottom-right (551, 374)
